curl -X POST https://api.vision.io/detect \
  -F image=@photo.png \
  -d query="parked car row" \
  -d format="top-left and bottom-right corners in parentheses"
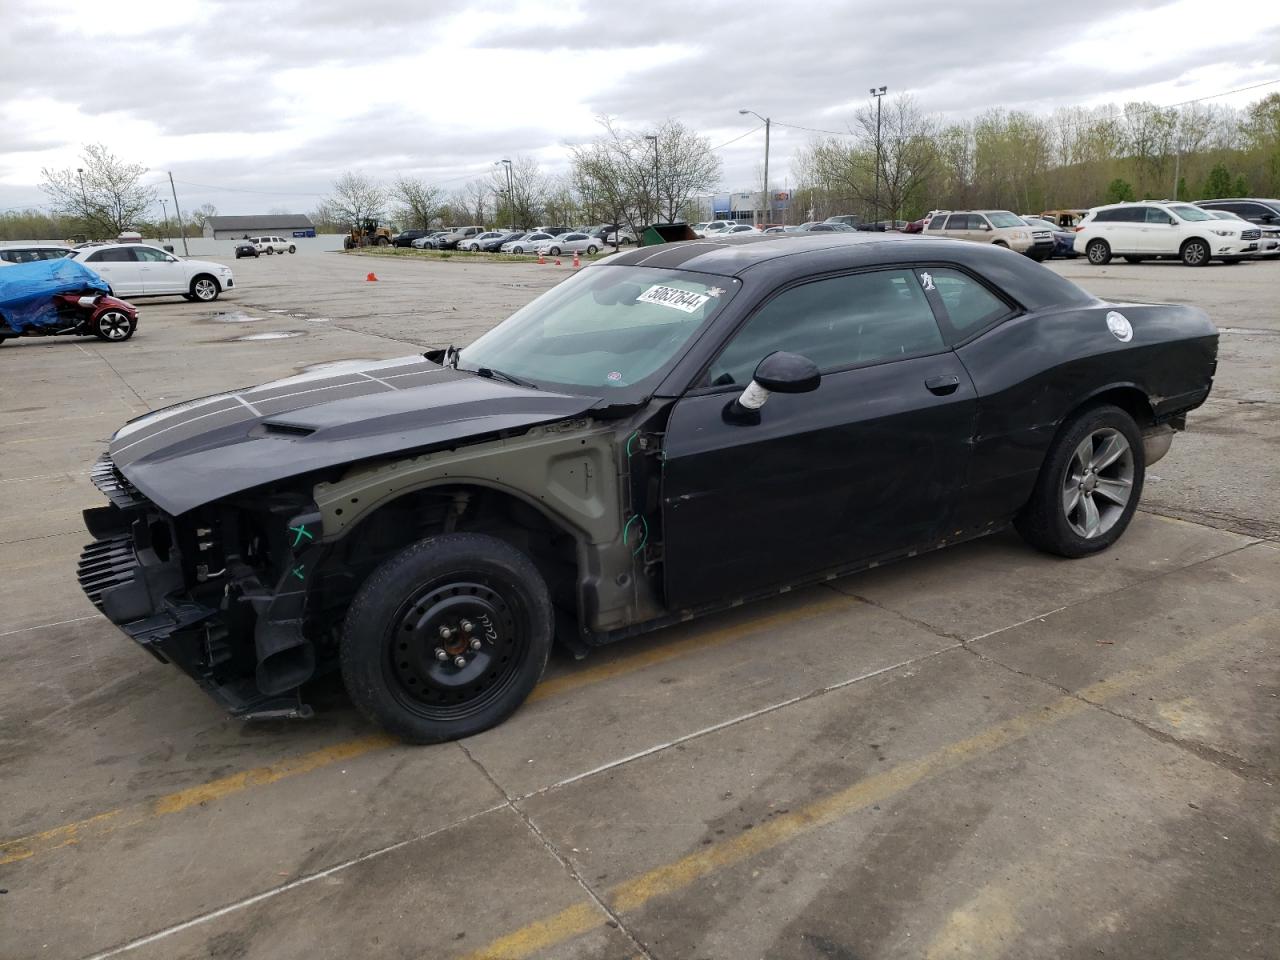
top-left (392, 223), bottom-right (637, 255)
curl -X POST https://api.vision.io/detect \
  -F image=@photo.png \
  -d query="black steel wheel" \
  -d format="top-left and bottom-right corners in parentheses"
top-left (341, 533), bottom-right (552, 743)
top-left (1015, 404), bottom-right (1145, 558)
top-left (91, 310), bottom-right (136, 342)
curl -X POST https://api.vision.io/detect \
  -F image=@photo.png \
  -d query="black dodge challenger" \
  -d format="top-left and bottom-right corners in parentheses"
top-left (77, 234), bottom-right (1218, 742)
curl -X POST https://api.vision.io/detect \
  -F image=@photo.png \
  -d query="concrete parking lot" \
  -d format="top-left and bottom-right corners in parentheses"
top-left (1, 251), bottom-right (1276, 960)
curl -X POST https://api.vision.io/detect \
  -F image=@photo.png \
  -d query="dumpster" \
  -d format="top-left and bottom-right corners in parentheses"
top-left (639, 222), bottom-right (698, 247)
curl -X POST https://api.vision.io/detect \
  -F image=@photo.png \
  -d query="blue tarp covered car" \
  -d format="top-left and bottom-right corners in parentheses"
top-left (0, 258), bottom-right (111, 332)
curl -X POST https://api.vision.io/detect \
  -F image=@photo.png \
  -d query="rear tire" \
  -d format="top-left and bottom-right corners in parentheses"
top-left (1014, 404), bottom-right (1144, 558)
top-left (1181, 238), bottom-right (1210, 266)
top-left (341, 533), bottom-right (553, 744)
top-left (586, 244), bottom-right (598, 254)
top-left (265, 247), bottom-right (274, 255)
top-left (549, 246), bottom-right (561, 256)
top-left (1086, 239), bottom-right (1112, 265)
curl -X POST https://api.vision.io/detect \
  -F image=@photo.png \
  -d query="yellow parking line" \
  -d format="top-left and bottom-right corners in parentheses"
top-left (0, 593), bottom-right (855, 866)
top-left (460, 611), bottom-right (1276, 960)
top-left (0, 735), bottom-right (392, 866)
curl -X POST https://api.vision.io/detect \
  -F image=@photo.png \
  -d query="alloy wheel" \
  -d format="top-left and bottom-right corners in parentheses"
top-left (96, 311), bottom-right (132, 340)
top-left (1062, 427), bottom-right (1134, 538)
top-left (193, 278), bottom-right (218, 301)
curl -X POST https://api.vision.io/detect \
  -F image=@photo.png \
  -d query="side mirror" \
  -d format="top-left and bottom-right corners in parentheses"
top-left (724, 352), bottom-right (820, 424)
top-left (1168, 217), bottom-right (1178, 225)
top-left (980, 223), bottom-right (992, 231)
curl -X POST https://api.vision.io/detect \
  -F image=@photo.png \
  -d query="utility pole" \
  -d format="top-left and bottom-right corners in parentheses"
top-left (740, 109), bottom-right (772, 226)
top-left (1172, 114), bottom-right (1182, 201)
top-left (496, 159), bottom-right (514, 227)
top-left (159, 199), bottom-right (169, 241)
top-left (645, 134), bottom-right (659, 224)
top-left (167, 171), bottom-right (189, 256)
top-left (76, 167), bottom-right (89, 237)
top-left (870, 86), bottom-right (887, 228)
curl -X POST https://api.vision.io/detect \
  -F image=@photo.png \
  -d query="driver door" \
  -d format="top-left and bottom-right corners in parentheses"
top-left (661, 268), bottom-right (977, 610)
top-left (133, 246), bottom-right (184, 294)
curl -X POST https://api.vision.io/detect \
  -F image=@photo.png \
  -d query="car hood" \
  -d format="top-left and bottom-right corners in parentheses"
top-left (108, 355), bottom-right (599, 515)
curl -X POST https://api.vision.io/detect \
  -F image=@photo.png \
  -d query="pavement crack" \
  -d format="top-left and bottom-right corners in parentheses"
top-left (821, 581), bottom-right (966, 643)
top-left (455, 741), bottom-right (658, 959)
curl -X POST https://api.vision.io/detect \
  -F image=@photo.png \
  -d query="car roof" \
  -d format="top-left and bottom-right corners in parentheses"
top-left (601, 233), bottom-right (1095, 310)
top-left (1, 244), bottom-right (71, 250)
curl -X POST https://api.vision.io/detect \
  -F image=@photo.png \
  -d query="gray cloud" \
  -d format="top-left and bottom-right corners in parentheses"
top-left (1, 0), bottom-right (1275, 216)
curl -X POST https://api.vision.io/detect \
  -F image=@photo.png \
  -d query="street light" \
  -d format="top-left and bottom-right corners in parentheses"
top-left (739, 109), bottom-right (772, 226)
top-left (869, 86), bottom-right (887, 229)
top-left (494, 159), bottom-right (513, 228)
top-left (644, 134), bottom-right (659, 224)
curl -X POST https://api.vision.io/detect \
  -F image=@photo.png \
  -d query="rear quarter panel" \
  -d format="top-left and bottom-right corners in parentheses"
top-left (954, 301), bottom-right (1217, 526)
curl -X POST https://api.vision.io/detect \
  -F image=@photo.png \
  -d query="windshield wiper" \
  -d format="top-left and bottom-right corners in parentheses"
top-left (475, 366), bottom-right (539, 389)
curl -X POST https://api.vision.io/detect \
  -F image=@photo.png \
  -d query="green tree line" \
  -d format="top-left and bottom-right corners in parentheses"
top-left (793, 92), bottom-right (1280, 221)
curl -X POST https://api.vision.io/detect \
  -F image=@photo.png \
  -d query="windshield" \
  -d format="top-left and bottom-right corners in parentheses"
top-left (1172, 204), bottom-right (1213, 222)
top-left (458, 266), bottom-right (738, 392)
top-left (987, 212), bottom-right (1023, 228)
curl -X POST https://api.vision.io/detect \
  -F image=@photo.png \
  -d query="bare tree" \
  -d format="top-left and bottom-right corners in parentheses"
top-left (571, 116), bottom-right (721, 238)
top-left (488, 156), bottom-right (548, 229)
top-left (40, 143), bottom-right (158, 237)
top-left (453, 180), bottom-right (490, 224)
top-left (324, 171), bottom-right (386, 227)
top-left (390, 175), bottom-right (443, 230)
top-left (190, 203), bottom-right (219, 231)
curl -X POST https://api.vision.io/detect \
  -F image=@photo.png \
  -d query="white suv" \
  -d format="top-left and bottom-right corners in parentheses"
top-left (72, 244), bottom-right (235, 302)
top-left (1074, 201), bottom-right (1259, 266)
top-left (249, 236), bottom-right (296, 255)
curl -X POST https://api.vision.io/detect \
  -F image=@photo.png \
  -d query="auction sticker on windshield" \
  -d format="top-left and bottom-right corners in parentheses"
top-left (637, 284), bottom-right (710, 313)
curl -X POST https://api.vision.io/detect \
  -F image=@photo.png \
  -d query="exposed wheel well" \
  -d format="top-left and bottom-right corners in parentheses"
top-left (313, 485), bottom-right (582, 635)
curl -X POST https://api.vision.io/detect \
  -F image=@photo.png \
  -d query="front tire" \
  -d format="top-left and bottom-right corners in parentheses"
top-left (288, 245), bottom-right (296, 254)
top-left (91, 310), bottom-right (136, 342)
top-left (1086, 239), bottom-right (1112, 265)
top-left (1181, 238), bottom-right (1210, 266)
top-left (549, 246), bottom-right (561, 256)
top-left (190, 275), bottom-right (220, 302)
top-left (341, 533), bottom-right (553, 743)
top-left (1015, 404), bottom-right (1144, 558)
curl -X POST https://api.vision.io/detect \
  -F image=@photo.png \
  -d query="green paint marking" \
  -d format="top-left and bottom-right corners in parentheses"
top-left (289, 525), bottom-right (315, 547)
top-left (291, 564), bottom-right (306, 581)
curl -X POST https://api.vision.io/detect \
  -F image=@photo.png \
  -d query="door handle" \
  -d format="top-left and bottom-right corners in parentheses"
top-left (925, 375), bottom-right (960, 395)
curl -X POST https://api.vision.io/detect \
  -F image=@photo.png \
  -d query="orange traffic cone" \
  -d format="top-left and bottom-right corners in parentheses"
top-left (538, 253), bottom-right (545, 265)
top-left (366, 272), bottom-right (378, 282)
top-left (573, 251), bottom-right (581, 269)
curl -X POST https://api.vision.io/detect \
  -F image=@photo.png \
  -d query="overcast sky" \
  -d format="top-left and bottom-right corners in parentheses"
top-left (2, 0), bottom-right (1278, 217)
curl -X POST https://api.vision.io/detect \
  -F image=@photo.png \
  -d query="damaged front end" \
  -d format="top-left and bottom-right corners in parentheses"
top-left (77, 454), bottom-right (326, 719)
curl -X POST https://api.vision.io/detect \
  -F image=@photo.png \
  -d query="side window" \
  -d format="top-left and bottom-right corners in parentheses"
top-left (707, 270), bottom-right (943, 386)
top-left (0, 251), bottom-right (12, 262)
top-left (88, 248), bottom-right (136, 262)
top-left (929, 268), bottom-right (1012, 338)
top-left (1145, 207), bottom-right (1171, 224)
top-left (134, 247), bottom-right (169, 262)
top-left (1092, 209), bottom-right (1118, 223)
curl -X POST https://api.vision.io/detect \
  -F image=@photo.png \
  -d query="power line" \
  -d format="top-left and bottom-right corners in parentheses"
top-left (709, 124), bottom-right (765, 151)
